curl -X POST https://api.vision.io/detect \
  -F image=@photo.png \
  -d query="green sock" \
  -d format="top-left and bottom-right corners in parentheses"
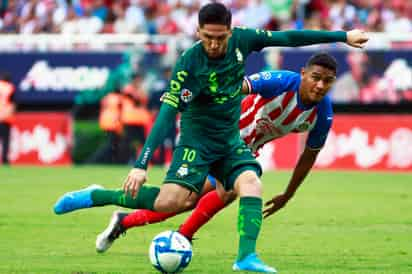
top-left (237, 196), bottom-right (262, 261)
top-left (91, 185), bottom-right (160, 210)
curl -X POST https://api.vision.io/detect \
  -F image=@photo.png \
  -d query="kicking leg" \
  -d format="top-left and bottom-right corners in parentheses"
top-left (53, 184), bottom-right (161, 214)
top-left (96, 182), bottom-right (199, 252)
top-left (96, 175), bottom-right (221, 252)
top-left (115, 176), bottom-right (219, 230)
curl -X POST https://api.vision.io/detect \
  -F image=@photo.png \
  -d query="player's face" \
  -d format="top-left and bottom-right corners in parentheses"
top-left (197, 24), bottom-right (232, 59)
top-left (300, 65), bottom-right (336, 104)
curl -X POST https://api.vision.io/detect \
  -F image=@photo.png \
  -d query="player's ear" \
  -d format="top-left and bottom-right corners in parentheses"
top-left (227, 28), bottom-right (233, 37)
top-left (196, 27), bottom-right (200, 39)
top-left (300, 67), bottom-right (306, 78)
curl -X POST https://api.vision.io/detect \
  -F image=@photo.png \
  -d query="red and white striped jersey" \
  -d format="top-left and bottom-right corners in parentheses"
top-left (240, 70), bottom-right (333, 154)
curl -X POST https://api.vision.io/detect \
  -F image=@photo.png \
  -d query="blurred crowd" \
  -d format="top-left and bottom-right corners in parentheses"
top-left (0, 0), bottom-right (411, 35)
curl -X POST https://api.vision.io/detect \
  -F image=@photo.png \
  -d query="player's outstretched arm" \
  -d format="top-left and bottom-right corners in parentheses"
top-left (263, 147), bottom-right (319, 218)
top-left (249, 27), bottom-right (369, 49)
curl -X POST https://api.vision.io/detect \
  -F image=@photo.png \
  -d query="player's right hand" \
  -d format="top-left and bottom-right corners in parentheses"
top-left (123, 168), bottom-right (147, 198)
top-left (346, 29), bottom-right (369, 48)
top-left (263, 193), bottom-right (291, 218)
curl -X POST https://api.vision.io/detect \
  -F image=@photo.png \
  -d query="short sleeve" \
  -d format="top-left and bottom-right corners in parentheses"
top-left (246, 70), bottom-right (300, 98)
top-left (306, 96), bottom-right (333, 150)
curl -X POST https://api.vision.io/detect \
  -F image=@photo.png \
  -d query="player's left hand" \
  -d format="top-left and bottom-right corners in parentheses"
top-left (346, 29), bottom-right (369, 48)
top-left (123, 168), bottom-right (147, 198)
top-left (263, 193), bottom-right (291, 218)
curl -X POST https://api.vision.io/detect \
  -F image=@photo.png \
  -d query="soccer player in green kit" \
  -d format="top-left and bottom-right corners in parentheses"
top-left (54, 3), bottom-right (368, 272)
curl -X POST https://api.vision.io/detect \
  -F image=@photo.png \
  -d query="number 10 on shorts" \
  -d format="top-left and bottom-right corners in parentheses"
top-left (182, 148), bottom-right (196, 162)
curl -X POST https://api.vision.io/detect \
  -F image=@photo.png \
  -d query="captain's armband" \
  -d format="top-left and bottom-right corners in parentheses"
top-left (161, 92), bottom-right (179, 109)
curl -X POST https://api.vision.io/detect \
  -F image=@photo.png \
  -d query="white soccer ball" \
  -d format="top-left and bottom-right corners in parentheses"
top-left (149, 230), bottom-right (193, 274)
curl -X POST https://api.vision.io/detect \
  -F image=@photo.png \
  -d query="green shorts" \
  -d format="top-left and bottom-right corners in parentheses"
top-left (164, 142), bottom-right (262, 194)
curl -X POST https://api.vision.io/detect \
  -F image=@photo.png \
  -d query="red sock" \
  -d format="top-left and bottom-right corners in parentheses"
top-left (178, 190), bottom-right (225, 240)
top-left (121, 210), bottom-right (177, 229)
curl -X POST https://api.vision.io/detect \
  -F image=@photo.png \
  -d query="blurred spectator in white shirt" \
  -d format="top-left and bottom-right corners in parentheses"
top-left (113, 2), bottom-right (138, 33)
top-left (328, 0), bottom-right (356, 30)
top-left (245, 0), bottom-right (272, 29)
top-left (156, 3), bottom-right (180, 35)
top-left (171, 0), bottom-right (199, 37)
top-left (125, 0), bottom-right (145, 33)
top-left (19, 1), bottom-right (39, 33)
top-left (76, 2), bottom-right (103, 34)
top-left (384, 0), bottom-right (412, 33)
top-left (52, 0), bottom-right (68, 28)
top-left (60, 5), bottom-right (79, 33)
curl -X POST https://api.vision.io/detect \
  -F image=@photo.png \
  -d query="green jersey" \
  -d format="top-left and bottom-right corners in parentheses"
top-left (135, 27), bottom-right (346, 169)
top-left (162, 27), bottom-right (346, 153)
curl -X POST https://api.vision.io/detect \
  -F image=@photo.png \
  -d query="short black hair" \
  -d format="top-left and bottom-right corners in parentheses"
top-left (0, 71), bottom-right (11, 82)
top-left (198, 2), bottom-right (231, 28)
top-left (305, 52), bottom-right (338, 74)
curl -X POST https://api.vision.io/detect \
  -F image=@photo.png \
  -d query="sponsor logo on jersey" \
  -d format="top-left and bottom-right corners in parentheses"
top-left (176, 163), bottom-right (189, 178)
top-left (180, 88), bottom-right (193, 103)
top-left (236, 48), bottom-right (243, 63)
top-left (261, 72), bottom-right (272, 80)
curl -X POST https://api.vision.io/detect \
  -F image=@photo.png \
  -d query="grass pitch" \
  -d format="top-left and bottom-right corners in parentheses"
top-left (0, 166), bottom-right (411, 274)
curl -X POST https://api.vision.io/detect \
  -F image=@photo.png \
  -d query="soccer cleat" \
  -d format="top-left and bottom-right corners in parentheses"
top-left (96, 210), bottom-right (128, 253)
top-left (232, 253), bottom-right (277, 273)
top-left (53, 184), bottom-right (103, 215)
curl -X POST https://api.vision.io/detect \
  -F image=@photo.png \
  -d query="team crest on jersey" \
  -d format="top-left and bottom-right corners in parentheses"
top-left (176, 163), bottom-right (189, 178)
top-left (256, 118), bottom-right (282, 137)
top-left (296, 122), bottom-right (310, 131)
top-left (249, 73), bottom-right (260, 81)
top-left (236, 48), bottom-right (243, 63)
top-left (236, 146), bottom-right (251, 155)
top-left (180, 88), bottom-right (193, 103)
top-left (261, 72), bottom-right (272, 80)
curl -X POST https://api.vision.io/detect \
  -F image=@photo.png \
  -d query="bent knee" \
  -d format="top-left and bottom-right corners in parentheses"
top-left (184, 192), bottom-right (199, 209)
top-left (217, 189), bottom-right (237, 204)
top-left (154, 196), bottom-right (181, 212)
top-left (154, 187), bottom-right (198, 213)
top-left (235, 171), bottom-right (262, 197)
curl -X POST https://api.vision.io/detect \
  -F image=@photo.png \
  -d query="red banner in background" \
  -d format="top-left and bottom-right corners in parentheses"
top-left (7, 113), bottom-right (411, 170)
top-left (315, 115), bottom-right (412, 171)
top-left (256, 134), bottom-right (300, 171)
top-left (9, 112), bottom-right (73, 165)
top-left (256, 115), bottom-right (412, 171)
